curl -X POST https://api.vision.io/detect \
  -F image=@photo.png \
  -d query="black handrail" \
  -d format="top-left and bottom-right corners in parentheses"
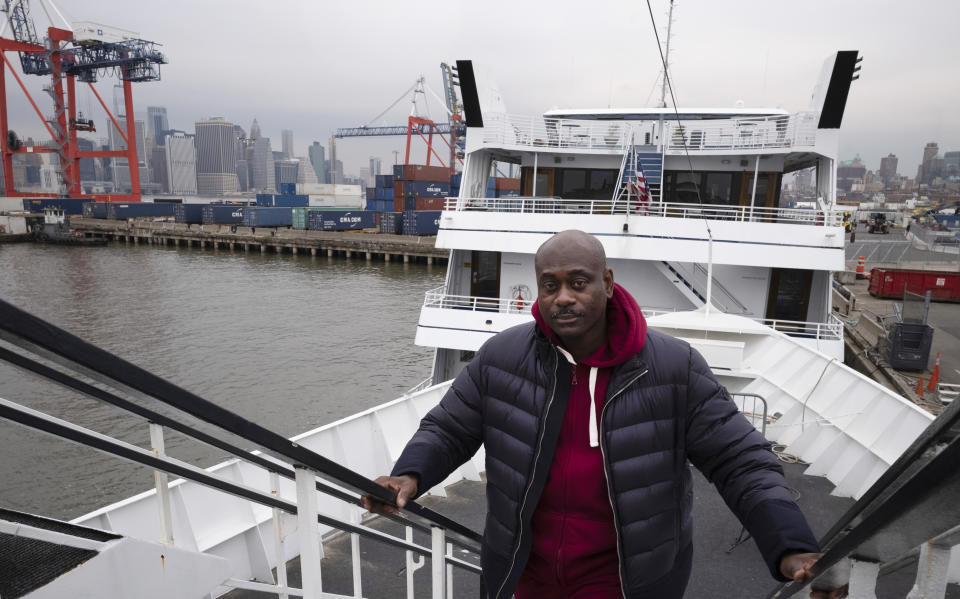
top-left (768, 397), bottom-right (960, 597)
top-left (0, 345), bottom-right (437, 539)
top-left (0, 298), bottom-right (482, 547)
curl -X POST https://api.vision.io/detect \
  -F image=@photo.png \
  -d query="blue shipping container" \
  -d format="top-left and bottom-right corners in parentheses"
top-left (400, 181), bottom-right (450, 198)
top-left (375, 187), bottom-right (394, 201)
top-left (107, 203), bottom-right (176, 220)
top-left (243, 207), bottom-right (293, 227)
top-left (451, 173), bottom-right (462, 187)
top-left (376, 174), bottom-right (394, 188)
top-left (174, 204), bottom-right (205, 224)
top-left (82, 202), bottom-right (108, 219)
top-left (271, 194), bottom-right (308, 207)
top-left (393, 164), bottom-right (404, 179)
top-left (22, 197), bottom-right (90, 215)
top-left (279, 183), bottom-right (297, 195)
top-left (366, 187), bottom-right (376, 201)
top-left (307, 210), bottom-right (377, 231)
top-left (365, 200), bottom-right (392, 213)
top-left (402, 210), bottom-right (441, 236)
top-left (256, 194), bottom-right (274, 206)
top-left (379, 212), bottom-right (403, 234)
top-left (202, 205), bottom-right (247, 224)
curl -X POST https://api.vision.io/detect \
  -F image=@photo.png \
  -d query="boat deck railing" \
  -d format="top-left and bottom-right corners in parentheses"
top-left (0, 299), bottom-right (482, 599)
top-left (480, 111), bottom-right (819, 153)
top-left (768, 397), bottom-right (960, 599)
top-left (443, 196), bottom-right (844, 226)
top-left (423, 288), bottom-right (844, 341)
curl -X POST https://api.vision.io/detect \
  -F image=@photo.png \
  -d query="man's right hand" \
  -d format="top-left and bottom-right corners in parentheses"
top-left (361, 474), bottom-right (419, 515)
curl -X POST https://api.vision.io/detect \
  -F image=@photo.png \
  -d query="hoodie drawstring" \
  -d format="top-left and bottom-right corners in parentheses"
top-left (556, 347), bottom-right (601, 448)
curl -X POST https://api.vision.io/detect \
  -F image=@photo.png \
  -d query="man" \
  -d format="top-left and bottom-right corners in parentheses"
top-left (365, 230), bottom-right (829, 598)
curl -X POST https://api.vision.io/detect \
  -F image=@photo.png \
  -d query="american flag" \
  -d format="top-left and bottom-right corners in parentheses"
top-left (629, 155), bottom-right (649, 209)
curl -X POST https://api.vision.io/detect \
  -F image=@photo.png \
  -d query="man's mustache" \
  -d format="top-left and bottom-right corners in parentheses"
top-left (551, 310), bottom-right (585, 319)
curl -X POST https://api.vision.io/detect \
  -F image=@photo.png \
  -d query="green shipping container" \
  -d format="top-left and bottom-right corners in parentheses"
top-left (292, 206), bottom-right (345, 229)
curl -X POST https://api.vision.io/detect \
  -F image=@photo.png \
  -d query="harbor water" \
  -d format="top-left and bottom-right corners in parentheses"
top-left (0, 242), bottom-right (444, 520)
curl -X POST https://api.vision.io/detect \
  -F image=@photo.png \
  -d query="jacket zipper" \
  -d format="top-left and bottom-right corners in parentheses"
top-left (494, 349), bottom-right (561, 599)
top-left (599, 367), bottom-right (649, 599)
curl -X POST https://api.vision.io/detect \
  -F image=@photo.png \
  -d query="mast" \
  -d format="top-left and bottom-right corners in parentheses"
top-left (656, 0), bottom-right (675, 148)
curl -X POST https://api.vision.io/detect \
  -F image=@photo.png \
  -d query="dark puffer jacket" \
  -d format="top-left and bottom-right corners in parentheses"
top-left (392, 322), bottom-right (818, 598)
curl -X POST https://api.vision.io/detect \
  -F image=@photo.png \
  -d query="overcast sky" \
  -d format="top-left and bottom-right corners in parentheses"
top-left (6, 0), bottom-right (959, 177)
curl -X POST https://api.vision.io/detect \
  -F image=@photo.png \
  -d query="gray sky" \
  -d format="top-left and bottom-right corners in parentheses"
top-left (6, 0), bottom-right (959, 177)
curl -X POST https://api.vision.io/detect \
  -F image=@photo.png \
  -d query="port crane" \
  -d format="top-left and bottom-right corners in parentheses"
top-left (334, 63), bottom-right (465, 173)
top-left (0, 0), bottom-right (166, 201)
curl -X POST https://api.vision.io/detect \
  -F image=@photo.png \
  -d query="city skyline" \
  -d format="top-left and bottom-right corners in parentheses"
top-left (0, 0), bottom-right (955, 178)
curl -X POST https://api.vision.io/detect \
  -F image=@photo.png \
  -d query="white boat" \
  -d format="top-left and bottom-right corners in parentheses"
top-left (2, 51), bottom-right (960, 599)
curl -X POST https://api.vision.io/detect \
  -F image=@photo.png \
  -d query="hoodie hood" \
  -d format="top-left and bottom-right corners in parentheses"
top-left (532, 282), bottom-right (647, 366)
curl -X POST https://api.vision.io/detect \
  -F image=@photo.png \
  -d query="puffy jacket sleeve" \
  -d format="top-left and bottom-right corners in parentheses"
top-left (683, 345), bottom-right (819, 580)
top-left (390, 350), bottom-right (485, 495)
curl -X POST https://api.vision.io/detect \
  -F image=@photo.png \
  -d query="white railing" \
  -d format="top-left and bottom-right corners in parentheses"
top-left (444, 196), bottom-right (843, 227)
top-left (479, 111), bottom-right (818, 153)
top-left (664, 112), bottom-right (819, 152)
top-left (481, 113), bottom-right (633, 152)
top-left (939, 383), bottom-right (960, 404)
top-left (423, 288), bottom-right (843, 341)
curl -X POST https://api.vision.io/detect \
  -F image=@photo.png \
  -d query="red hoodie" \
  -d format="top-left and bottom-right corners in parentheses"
top-left (516, 284), bottom-right (647, 598)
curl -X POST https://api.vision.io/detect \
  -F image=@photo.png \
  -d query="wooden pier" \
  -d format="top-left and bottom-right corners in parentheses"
top-left (70, 218), bottom-right (448, 264)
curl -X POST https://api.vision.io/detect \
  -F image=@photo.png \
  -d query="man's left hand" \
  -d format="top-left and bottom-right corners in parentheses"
top-left (779, 552), bottom-right (848, 599)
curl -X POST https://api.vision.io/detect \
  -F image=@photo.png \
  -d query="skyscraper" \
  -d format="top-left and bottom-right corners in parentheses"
top-left (308, 141), bottom-right (326, 183)
top-left (147, 106), bottom-right (169, 146)
top-left (297, 157), bottom-right (318, 185)
top-left (919, 142), bottom-right (939, 184)
top-left (274, 159), bottom-right (299, 188)
top-left (281, 129), bottom-right (294, 159)
top-left (328, 136), bottom-right (337, 184)
top-left (150, 146), bottom-right (169, 193)
top-left (250, 119), bottom-right (261, 141)
top-left (250, 136), bottom-right (275, 192)
top-left (369, 156), bottom-right (382, 179)
top-left (194, 118), bottom-right (239, 195)
top-left (165, 132), bottom-right (198, 195)
top-left (879, 154), bottom-right (898, 187)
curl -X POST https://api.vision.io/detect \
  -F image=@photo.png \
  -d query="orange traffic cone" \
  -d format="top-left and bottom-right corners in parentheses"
top-left (927, 353), bottom-right (941, 391)
top-left (916, 377), bottom-right (925, 398)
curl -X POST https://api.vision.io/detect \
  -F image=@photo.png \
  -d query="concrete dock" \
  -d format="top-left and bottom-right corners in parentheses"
top-left (70, 218), bottom-right (449, 265)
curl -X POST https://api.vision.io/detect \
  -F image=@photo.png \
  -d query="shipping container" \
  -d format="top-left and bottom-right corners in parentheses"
top-left (256, 194), bottom-right (274, 206)
top-left (202, 205), bottom-right (247, 224)
top-left (392, 164), bottom-right (452, 181)
top-left (82, 202), bottom-right (109, 219)
top-left (494, 177), bottom-right (521, 191)
top-left (292, 206), bottom-right (334, 230)
top-left (451, 173), bottom-right (462, 187)
top-left (393, 180), bottom-right (450, 198)
top-left (173, 204), bottom-right (205, 224)
top-left (868, 268), bottom-right (960, 302)
top-left (374, 187), bottom-right (394, 201)
top-left (365, 200), bottom-right (393, 213)
top-left (107, 203), bottom-right (176, 220)
top-left (279, 183), bottom-right (297, 195)
top-left (307, 210), bottom-right (377, 231)
top-left (379, 212), bottom-right (403, 235)
top-left (243, 207), bottom-right (293, 227)
top-left (402, 210), bottom-right (441, 236)
top-left (153, 197), bottom-right (184, 204)
top-left (932, 214), bottom-right (960, 229)
top-left (22, 197), bottom-right (90, 215)
top-left (366, 187), bottom-right (376, 201)
top-left (414, 197), bottom-right (445, 211)
top-left (375, 174), bottom-right (394, 188)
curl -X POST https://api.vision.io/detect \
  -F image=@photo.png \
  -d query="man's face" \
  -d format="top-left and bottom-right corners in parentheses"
top-left (535, 246), bottom-right (614, 343)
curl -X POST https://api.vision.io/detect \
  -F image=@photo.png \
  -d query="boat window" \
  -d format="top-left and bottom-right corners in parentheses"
top-left (560, 169), bottom-right (588, 197)
top-left (704, 173), bottom-right (733, 204)
top-left (675, 172), bottom-right (700, 203)
top-left (589, 170), bottom-right (617, 196)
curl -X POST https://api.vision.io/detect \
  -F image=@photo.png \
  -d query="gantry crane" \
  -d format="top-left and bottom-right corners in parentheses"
top-left (0, 0), bottom-right (166, 201)
top-left (334, 64), bottom-right (465, 173)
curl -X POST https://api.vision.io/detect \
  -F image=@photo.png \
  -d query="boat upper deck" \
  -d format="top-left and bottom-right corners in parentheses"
top-left (477, 110), bottom-right (821, 157)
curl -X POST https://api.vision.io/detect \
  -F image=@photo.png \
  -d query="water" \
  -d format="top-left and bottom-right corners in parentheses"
top-left (0, 242), bottom-right (444, 520)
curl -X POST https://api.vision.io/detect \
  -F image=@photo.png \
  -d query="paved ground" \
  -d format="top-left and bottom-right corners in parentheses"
top-left (844, 225), bottom-right (960, 268)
